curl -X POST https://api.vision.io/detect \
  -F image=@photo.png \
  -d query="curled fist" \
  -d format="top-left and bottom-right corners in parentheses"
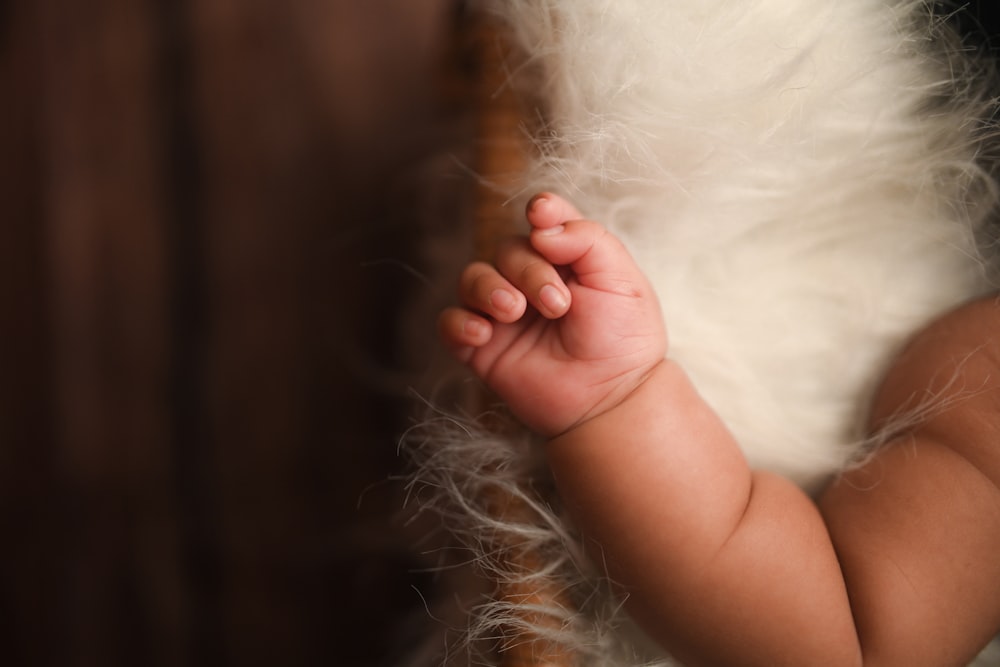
top-left (439, 193), bottom-right (668, 436)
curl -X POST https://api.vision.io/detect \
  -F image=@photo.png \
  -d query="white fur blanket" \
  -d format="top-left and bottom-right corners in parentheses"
top-left (405, 1), bottom-right (1000, 664)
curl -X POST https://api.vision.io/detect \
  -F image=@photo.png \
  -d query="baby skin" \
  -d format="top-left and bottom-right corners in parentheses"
top-left (440, 193), bottom-right (1000, 666)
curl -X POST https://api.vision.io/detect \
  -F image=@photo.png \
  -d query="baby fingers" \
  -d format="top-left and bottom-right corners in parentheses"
top-left (458, 261), bottom-right (528, 323)
top-left (527, 196), bottom-right (643, 297)
top-left (438, 306), bottom-right (492, 361)
top-left (494, 238), bottom-right (572, 319)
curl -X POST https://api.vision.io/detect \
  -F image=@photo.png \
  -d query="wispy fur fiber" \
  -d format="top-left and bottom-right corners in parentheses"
top-left (403, 1), bottom-right (1000, 664)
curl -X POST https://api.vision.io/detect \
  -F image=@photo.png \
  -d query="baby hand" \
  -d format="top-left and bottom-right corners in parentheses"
top-left (439, 193), bottom-right (667, 436)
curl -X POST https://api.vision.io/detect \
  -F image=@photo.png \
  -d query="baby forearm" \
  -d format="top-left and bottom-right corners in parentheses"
top-left (547, 360), bottom-right (753, 569)
top-left (547, 360), bottom-right (861, 665)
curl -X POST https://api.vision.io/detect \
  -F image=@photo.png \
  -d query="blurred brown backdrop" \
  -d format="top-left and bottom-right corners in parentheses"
top-left (0, 1), bottom-right (478, 665)
top-left (5, 2), bottom-right (999, 667)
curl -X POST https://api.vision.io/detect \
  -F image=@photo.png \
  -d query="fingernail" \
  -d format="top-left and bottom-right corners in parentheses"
top-left (527, 194), bottom-right (549, 213)
top-left (537, 224), bottom-right (565, 236)
top-left (489, 289), bottom-right (517, 312)
top-left (539, 284), bottom-right (568, 314)
top-left (463, 318), bottom-right (486, 339)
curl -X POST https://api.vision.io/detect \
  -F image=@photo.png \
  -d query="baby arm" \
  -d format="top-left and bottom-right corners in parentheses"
top-left (819, 297), bottom-right (1000, 665)
top-left (441, 194), bottom-right (1000, 666)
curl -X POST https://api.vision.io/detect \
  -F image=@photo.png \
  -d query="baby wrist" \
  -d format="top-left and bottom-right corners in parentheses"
top-left (552, 358), bottom-right (686, 442)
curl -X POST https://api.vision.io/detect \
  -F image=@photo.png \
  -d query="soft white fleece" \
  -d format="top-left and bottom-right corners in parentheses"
top-left (406, 1), bottom-right (1000, 664)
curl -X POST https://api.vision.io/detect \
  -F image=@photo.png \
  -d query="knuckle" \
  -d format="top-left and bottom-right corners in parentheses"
top-left (579, 218), bottom-right (609, 241)
top-left (519, 259), bottom-right (553, 284)
top-left (459, 261), bottom-right (489, 283)
top-left (470, 272), bottom-right (496, 301)
top-left (459, 262), bottom-right (493, 301)
top-left (460, 261), bottom-right (490, 281)
top-left (494, 236), bottom-right (527, 263)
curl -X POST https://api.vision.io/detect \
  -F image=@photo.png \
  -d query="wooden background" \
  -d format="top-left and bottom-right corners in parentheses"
top-left (1, 1), bottom-right (479, 665)
top-left (1, 2), bottom-right (998, 667)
